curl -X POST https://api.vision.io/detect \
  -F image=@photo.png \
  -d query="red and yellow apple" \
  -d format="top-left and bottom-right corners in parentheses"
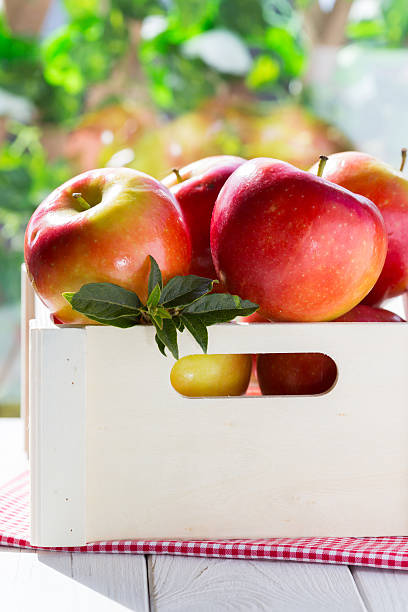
top-left (162, 155), bottom-right (245, 278)
top-left (119, 99), bottom-right (351, 180)
top-left (66, 103), bottom-right (158, 173)
top-left (257, 305), bottom-right (404, 396)
top-left (211, 158), bottom-right (387, 322)
top-left (24, 167), bottom-right (191, 324)
top-left (170, 353), bottom-right (252, 397)
top-left (310, 151), bottom-right (408, 306)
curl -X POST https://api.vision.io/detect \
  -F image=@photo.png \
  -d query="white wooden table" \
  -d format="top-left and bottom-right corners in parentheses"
top-left (1, 418), bottom-right (407, 611)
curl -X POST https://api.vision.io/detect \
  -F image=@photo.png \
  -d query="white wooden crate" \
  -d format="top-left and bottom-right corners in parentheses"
top-left (22, 267), bottom-right (408, 547)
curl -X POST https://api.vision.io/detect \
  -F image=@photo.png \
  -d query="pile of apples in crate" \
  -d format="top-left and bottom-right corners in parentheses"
top-left (24, 150), bottom-right (408, 397)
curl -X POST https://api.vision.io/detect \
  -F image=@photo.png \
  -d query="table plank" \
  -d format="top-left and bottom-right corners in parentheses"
top-left (148, 555), bottom-right (367, 612)
top-left (0, 546), bottom-right (147, 611)
top-left (352, 566), bottom-right (408, 611)
top-left (71, 552), bottom-right (150, 611)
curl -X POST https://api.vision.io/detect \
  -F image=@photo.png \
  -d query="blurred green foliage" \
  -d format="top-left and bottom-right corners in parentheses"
top-left (0, 123), bottom-right (70, 302)
top-left (0, 2), bottom-right (129, 124)
top-left (0, 0), bottom-right (307, 123)
top-left (140, 0), bottom-right (306, 112)
top-left (347, 0), bottom-right (408, 46)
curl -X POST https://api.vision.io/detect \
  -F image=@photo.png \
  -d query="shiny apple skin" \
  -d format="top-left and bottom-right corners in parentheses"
top-left (333, 304), bottom-right (404, 322)
top-left (211, 158), bottom-right (387, 322)
top-left (239, 312), bottom-right (271, 323)
top-left (257, 352), bottom-right (337, 396)
top-left (25, 168), bottom-right (192, 324)
top-left (163, 156), bottom-right (245, 278)
top-left (257, 305), bottom-right (404, 395)
top-left (170, 354), bottom-right (252, 397)
top-left (310, 151), bottom-right (408, 306)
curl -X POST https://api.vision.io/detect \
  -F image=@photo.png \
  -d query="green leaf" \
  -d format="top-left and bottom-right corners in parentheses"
top-left (183, 293), bottom-right (258, 325)
top-left (80, 313), bottom-right (141, 328)
top-left (173, 316), bottom-right (185, 332)
top-left (147, 283), bottom-right (161, 309)
top-left (160, 275), bottom-right (214, 308)
top-left (155, 333), bottom-right (167, 356)
top-left (62, 283), bottom-right (142, 321)
top-left (153, 318), bottom-right (179, 359)
top-left (156, 306), bottom-right (173, 320)
top-left (180, 313), bottom-right (208, 353)
top-left (148, 256), bottom-right (163, 295)
top-left (150, 311), bottom-right (164, 329)
top-left (62, 292), bottom-right (75, 304)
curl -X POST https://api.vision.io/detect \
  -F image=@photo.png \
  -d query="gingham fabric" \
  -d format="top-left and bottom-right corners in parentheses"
top-left (2, 471), bottom-right (408, 569)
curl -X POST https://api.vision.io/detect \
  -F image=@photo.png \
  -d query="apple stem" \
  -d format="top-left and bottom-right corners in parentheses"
top-left (72, 192), bottom-right (91, 211)
top-left (400, 148), bottom-right (407, 172)
top-left (172, 168), bottom-right (183, 184)
top-left (317, 155), bottom-right (328, 178)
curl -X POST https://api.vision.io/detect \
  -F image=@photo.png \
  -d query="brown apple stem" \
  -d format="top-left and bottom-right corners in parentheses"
top-left (172, 168), bottom-right (183, 184)
top-left (317, 155), bottom-right (328, 178)
top-left (72, 192), bottom-right (91, 211)
top-left (400, 148), bottom-right (407, 172)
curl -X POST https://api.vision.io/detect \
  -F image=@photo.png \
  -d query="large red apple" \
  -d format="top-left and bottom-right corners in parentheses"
top-left (211, 158), bottom-right (387, 322)
top-left (310, 151), bottom-right (408, 306)
top-left (257, 306), bottom-right (405, 395)
top-left (162, 155), bottom-right (245, 277)
top-left (25, 168), bottom-right (191, 324)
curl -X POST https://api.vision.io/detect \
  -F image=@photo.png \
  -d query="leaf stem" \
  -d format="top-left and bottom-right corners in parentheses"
top-left (400, 148), bottom-right (407, 173)
top-left (72, 192), bottom-right (91, 211)
top-left (317, 155), bottom-right (328, 178)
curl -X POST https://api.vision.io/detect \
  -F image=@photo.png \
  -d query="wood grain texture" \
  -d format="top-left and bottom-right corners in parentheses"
top-left (148, 555), bottom-right (367, 612)
top-left (0, 547), bottom-right (149, 611)
top-left (30, 325), bottom-right (87, 547)
top-left (71, 552), bottom-right (150, 611)
top-left (0, 548), bottom-right (132, 611)
top-left (21, 264), bottom-right (35, 455)
top-left (352, 566), bottom-right (408, 612)
top-left (82, 322), bottom-right (408, 542)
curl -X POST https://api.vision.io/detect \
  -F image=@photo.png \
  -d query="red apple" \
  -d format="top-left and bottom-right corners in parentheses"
top-left (257, 306), bottom-right (405, 395)
top-left (162, 156), bottom-right (245, 278)
top-left (310, 151), bottom-right (408, 306)
top-left (333, 304), bottom-right (404, 322)
top-left (239, 312), bottom-right (271, 323)
top-left (211, 158), bottom-right (387, 322)
top-left (257, 352), bottom-right (337, 396)
top-left (66, 103), bottom-right (158, 173)
top-left (25, 168), bottom-right (192, 324)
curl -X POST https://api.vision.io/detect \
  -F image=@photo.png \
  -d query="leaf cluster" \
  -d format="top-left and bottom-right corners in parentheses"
top-left (347, 0), bottom-right (408, 47)
top-left (139, 0), bottom-right (307, 113)
top-left (63, 256), bottom-right (258, 359)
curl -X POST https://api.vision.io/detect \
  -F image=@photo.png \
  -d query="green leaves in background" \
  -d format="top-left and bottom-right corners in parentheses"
top-left (139, 0), bottom-right (307, 113)
top-left (43, 11), bottom-right (129, 97)
top-left (63, 256), bottom-right (258, 359)
top-left (0, 122), bottom-right (70, 302)
top-left (347, 0), bottom-right (408, 47)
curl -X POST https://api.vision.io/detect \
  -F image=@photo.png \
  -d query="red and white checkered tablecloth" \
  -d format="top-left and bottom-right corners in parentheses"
top-left (2, 470), bottom-right (408, 569)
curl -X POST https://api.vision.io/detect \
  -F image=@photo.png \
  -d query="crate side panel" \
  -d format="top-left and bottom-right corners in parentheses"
top-left (85, 323), bottom-right (408, 540)
top-left (30, 327), bottom-right (87, 547)
top-left (21, 264), bottom-right (35, 455)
